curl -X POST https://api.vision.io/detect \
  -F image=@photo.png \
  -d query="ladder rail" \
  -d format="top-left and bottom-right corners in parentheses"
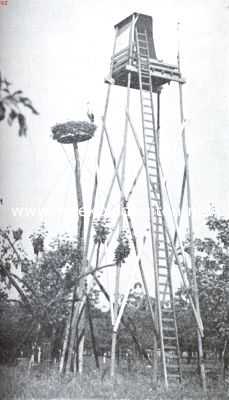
top-left (136, 29), bottom-right (168, 387)
top-left (136, 28), bottom-right (182, 385)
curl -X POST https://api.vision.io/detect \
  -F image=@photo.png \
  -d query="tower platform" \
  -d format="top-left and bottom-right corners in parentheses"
top-left (110, 50), bottom-right (185, 92)
top-left (106, 13), bottom-right (185, 92)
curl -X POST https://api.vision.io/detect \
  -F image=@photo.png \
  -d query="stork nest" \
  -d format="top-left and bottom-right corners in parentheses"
top-left (52, 121), bottom-right (96, 144)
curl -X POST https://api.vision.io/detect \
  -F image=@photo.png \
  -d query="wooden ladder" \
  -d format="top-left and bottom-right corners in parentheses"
top-left (135, 29), bottom-right (182, 386)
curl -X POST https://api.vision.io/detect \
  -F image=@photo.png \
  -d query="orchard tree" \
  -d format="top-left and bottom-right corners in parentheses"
top-left (175, 213), bottom-right (229, 369)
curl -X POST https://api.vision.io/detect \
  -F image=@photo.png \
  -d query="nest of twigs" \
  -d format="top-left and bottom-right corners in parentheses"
top-left (51, 121), bottom-right (96, 144)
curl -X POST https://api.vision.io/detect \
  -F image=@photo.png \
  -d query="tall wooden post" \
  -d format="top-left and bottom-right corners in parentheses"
top-left (65, 142), bottom-right (85, 372)
top-left (177, 48), bottom-right (207, 392)
top-left (110, 14), bottom-right (136, 379)
top-left (52, 120), bottom-right (96, 374)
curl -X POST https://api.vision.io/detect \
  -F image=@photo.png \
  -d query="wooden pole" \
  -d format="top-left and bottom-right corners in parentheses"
top-left (92, 274), bottom-right (154, 365)
top-left (111, 56), bottom-right (132, 379)
top-left (127, 107), bottom-right (203, 332)
top-left (84, 28), bottom-right (118, 263)
top-left (65, 143), bottom-right (85, 373)
top-left (177, 38), bottom-right (206, 391)
top-left (103, 122), bottom-right (158, 339)
top-left (87, 298), bottom-right (100, 369)
top-left (111, 15), bottom-right (136, 378)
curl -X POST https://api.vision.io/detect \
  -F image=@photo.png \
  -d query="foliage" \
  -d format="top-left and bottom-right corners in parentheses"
top-left (114, 230), bottom-right (131, 265)
top-left (0, 227), bottom-right (29, 298)
top-left (29, 225), bottom-right (47, 256)
top-left (0, 301), bottom-right (33, 362)
top-left (175, 213), bottom-right (229, 355)
top-left (119, 289), bottom-right (156, 351)
top-left (0, 72), bottom-right (39, 136)
top-left (22, 233), bottom-right (86, 329)
top-left (93, 217), bottom-right (110, 245)
top-left (0, 227), bottom-right (99, 362)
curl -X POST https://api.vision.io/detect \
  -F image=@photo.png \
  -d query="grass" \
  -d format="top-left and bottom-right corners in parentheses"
top-left (0, 359), bottom-right (228, 400)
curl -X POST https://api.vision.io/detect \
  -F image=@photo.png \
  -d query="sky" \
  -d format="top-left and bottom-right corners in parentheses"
top-left (0, 0), bottom-right (229, 296)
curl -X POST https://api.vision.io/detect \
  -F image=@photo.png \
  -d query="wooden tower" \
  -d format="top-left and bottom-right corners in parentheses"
top-left (74, 13), bottom-right (206, 389)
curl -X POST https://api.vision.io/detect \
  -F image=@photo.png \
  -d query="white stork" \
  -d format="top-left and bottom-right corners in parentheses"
top-left (86, 102), bottom-right (95, 123)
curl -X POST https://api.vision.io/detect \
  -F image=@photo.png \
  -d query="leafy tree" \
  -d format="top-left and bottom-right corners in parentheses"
top-left (0, 72), bottom-right (39, 136)
top-left (175, 213), bottom-right (229, 367)
top-left (0, 227), bottom-right (31, 308)
top-left (0, 227), bottom-right (101, 364)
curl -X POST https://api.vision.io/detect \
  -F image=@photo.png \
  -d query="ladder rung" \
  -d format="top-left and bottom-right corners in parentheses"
top-left (167, 374), bottom-right (181, 379)
top-left (144, 112), bottom-right (152, 115)
top-left (163, 326), bottom-right (176, 331)
top-left (162, 318), bottom-right (174, 322)
top-left (159, 282), bottom-right (168, 286)
top-left (166, 353), bottom-right (178, 359)
top-left (164, 345), bottom-right (177, 350)
top-left (164, 336), bottom-right (177, 340)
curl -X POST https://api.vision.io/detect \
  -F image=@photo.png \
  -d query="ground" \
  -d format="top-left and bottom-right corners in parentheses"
top-left (0, 358), bottom-right (228, 400)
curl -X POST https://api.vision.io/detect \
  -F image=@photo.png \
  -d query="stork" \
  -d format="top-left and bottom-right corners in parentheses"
top-left (86, 102), bottom-right (95, 123)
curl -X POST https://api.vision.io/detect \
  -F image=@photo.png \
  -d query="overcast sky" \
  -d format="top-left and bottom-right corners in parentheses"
top-left (0, 0), bottom-right (229, 294)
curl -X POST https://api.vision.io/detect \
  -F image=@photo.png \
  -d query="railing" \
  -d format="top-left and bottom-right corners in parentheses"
top-left (111, 45), bottom-right (185, 84)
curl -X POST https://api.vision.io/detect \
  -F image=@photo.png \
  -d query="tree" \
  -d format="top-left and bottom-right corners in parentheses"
top-left (0, 72), bottom-right (38, 136)
top-left (0, 227), bottom-right (31, 310)
top-left (0, 226), bottom-right (100, 365)
top-left (175, 213), bottom-right (229, 373)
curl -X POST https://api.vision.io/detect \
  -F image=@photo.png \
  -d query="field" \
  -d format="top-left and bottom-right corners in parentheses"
top-left (0, 359), bottom-right (228, 400)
